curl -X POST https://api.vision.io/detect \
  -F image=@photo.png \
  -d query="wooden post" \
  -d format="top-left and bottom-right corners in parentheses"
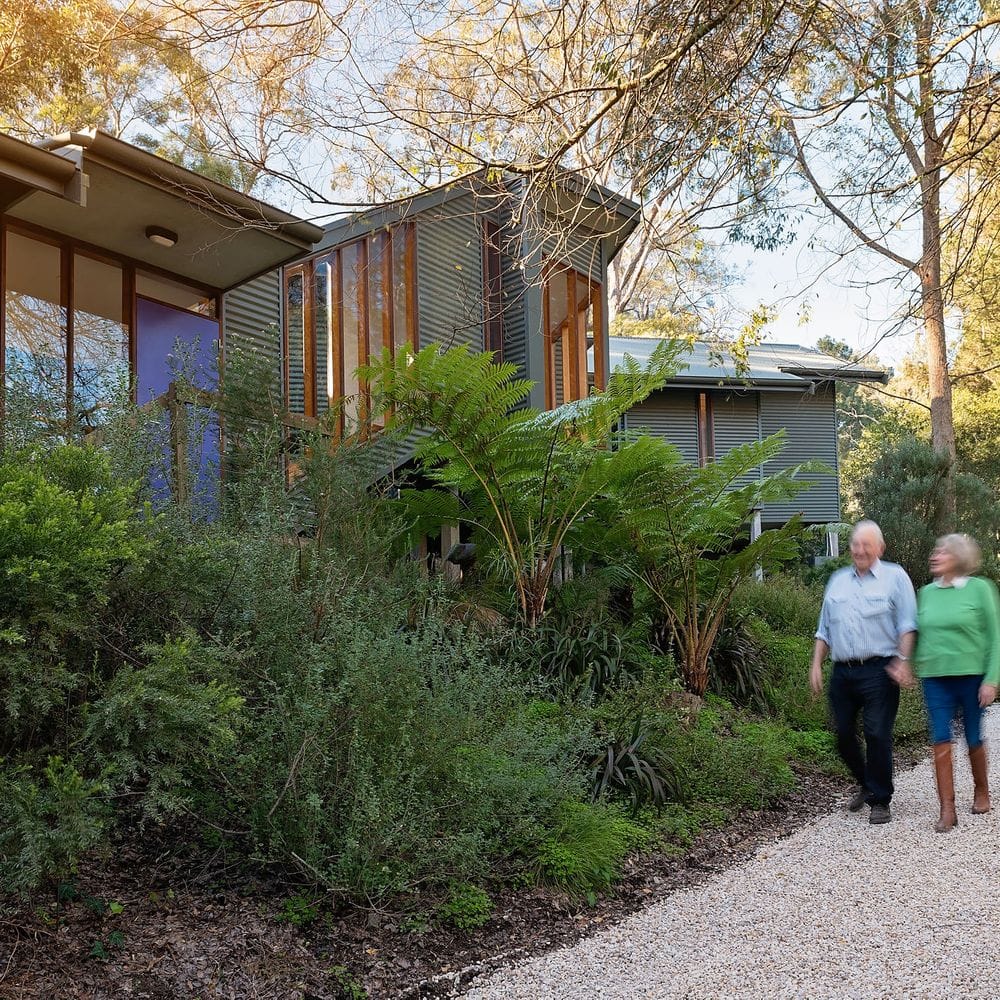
top-left (441, 522), bottom-right (461, 583)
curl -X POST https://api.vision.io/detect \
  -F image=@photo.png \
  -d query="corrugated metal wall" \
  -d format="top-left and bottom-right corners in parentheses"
top-left (498, 204), bottom-right (528, 381)
top-left (759, 387), bottom-right (839, 523)
top-left (541, 216), bottom-right (603, 281)
top-left (623, 385), bottom-right (840, 524)
top-left (625, 389), bottom-right (700, 464)
top-left (415, 194), bottom-right (484, 351)
top-left (222, 270), bottom-right (282, 387)
top-left (712, 390), bottom-right (761, 487)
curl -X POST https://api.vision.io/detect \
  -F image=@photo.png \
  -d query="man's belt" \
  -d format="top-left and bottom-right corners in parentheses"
top-left (834, 655), bottom-right (892, 668)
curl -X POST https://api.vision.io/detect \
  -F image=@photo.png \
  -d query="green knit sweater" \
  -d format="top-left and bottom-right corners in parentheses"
top-left (914, 576), bottom-right (1000, 685)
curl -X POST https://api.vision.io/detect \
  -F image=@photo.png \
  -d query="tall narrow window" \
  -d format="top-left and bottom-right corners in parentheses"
top-left (73, 254), bottom-right (129, 431)
top-left (696, 392), bottom-right (714, 467)
top-left (285, 270), bottom-right (305, 414)
top-left (4, 231), bottom-right (67, 432)
top-left (341, 241), bottom-right (362, 426)
top-left (314, 259), bottom-right (333, 415)
top-left (481, 219), bottom-right (503, 359)
top-left (392, 223), bottom-right (415, 353)
top-left (542, 264), bottom-right (602, 409)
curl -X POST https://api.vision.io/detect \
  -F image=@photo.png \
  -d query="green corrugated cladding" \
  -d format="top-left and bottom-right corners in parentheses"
top-left (622, 385), bottom-right (840, 525)
top-left (624, 389), bottom-right (700, 464)
top-left (759, 386), bottom-right (839, 524)
top-left (415, 193), bottom-right (484, 352)
top-left (222, 269), bottom-right (282, 388)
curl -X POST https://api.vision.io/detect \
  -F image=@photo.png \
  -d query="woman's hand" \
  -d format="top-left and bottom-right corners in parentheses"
top-left (887, 657), bottom-right (916, 689)
top-left (979, 683), bottom-right (997, 708)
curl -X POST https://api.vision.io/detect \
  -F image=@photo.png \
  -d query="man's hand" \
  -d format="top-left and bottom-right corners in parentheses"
top-left (979, 683), bottom-right (997, 708)
top-left (886, 657), bottom-right (916, 689)
top-left (809, 661), bottom-right (823, 697)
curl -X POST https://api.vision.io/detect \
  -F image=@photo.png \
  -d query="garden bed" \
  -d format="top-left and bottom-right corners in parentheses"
top-left (0, 760), bottom-right (874, 1000)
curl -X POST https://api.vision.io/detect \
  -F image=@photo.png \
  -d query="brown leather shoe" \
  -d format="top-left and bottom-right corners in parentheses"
top-left (933, 741), bottom-right (958, 832)
top-left (969, 743), bottom-right (991, 814)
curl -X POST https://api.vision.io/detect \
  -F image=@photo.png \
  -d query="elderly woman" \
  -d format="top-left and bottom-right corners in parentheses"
top-left (914, 534), bottom-right (999, 832)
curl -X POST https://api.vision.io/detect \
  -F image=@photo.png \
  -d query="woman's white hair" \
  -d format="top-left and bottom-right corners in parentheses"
top-left (936, 533), bottom-right (982, 576)
top-left (851, 519), bottom-right (885, 546)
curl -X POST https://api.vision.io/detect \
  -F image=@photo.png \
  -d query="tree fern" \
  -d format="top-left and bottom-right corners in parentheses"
top-left (363, 343), bottom-right (679, 624)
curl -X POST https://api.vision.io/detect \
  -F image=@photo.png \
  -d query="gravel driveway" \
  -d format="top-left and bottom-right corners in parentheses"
top-left (461, 708), bottom-right (1000, 1000)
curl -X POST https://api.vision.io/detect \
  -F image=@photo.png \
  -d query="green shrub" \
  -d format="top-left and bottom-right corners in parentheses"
top-left (0, 757), bottom-right (108, 895)
top-left (438, 882), bottom-right (493, 930)
top-left (731, 576), bottom-right (821, 638)
top-left (535, 801), bottom-right (648, 899)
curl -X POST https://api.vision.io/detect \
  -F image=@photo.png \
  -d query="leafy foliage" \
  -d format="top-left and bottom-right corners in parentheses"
top-left (365, 342), bottom-right (682, 625)
top-left (844, 430), bottom-right (1000, 583)
top-left (607, 433), bottom-right (812, 694)
top-left (590, 717), bottom-right (679, 812)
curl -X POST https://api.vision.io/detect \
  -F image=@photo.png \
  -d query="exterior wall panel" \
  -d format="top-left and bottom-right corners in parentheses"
top-left (712, 390), bottom-right (761, 488)
top-left (415, 194), bottom-right (484, 352)
top-left (759, 387), bottom-right (839, 523)
top-left (222, 269), bottom-right (282, 388)
top-left (625, 389), bottom-right (700, 464)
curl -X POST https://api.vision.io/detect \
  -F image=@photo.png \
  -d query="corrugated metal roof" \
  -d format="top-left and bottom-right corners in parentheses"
top-left (593, 337), bottom-right (888, 386)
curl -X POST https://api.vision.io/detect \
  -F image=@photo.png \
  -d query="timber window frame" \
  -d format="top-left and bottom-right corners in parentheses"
top-left (542, 262), bottom-right (604, 409)
top-left (282, 221), bottom-right (417, 432)
top-left (1, 217), bottom-right (220, 434)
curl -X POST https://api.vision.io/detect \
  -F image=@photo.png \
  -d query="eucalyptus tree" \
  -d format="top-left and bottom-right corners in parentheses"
top-left (768, 0), bottom-right (1000, 522)
top-left (352, 0), bottom-right (807, 325)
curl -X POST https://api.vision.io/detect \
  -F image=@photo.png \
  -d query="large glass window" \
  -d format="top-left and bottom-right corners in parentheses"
top-left (73, 254), bottom-right (129, 431)
top-left (4, 231), bottom-right (67, 432)
top-left (283, 223), bottom-right (416, 432)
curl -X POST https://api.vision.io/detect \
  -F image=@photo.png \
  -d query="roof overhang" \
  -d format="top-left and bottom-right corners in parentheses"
top-left (313, 167), bottom-right (642, 265)
top-left (0, 132), bottom-right (83, 210)
top-left (3, 129), bottom-right (323, 291)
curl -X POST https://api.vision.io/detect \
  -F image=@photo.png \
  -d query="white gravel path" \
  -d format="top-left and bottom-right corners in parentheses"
top-left (461, 708), bottom-right (1000, 1000)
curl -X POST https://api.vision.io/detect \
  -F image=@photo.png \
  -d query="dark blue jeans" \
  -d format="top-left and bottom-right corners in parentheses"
top-left (829, 657), bottom-right (900, 806)
top-left (921, 674), bottom-right (984, 748)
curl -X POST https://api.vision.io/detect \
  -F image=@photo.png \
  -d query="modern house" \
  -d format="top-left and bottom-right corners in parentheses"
top-left (607, 337), bottom-right (888, 531)
top-left (1, 126), bottom-right (884, 540)
top-left (224, 171), bottom-right (641, 427)
top-left (0, 128), bottom-right (322, 440)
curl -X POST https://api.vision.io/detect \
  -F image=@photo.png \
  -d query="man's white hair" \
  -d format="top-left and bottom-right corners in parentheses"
top-left (851, 519), bottom-right (885, 546)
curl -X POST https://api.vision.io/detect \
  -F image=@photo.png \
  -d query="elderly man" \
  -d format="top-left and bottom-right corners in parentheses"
top-left (810, 520), bottom-right (917, 824)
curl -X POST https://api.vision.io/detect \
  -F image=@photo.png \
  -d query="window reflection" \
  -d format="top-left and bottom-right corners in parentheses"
top-left (286, 271), bottom-right (305, 414)
top-left (73, 254), bottom-right (129, 431)
top-left (4, 232), bottom-right (67, 432)
top-left (341, 242), bottom-right (361, 425)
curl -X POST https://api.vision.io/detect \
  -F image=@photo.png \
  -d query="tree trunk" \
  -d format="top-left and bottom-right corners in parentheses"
top-left (917, 2), bottom-right (957, 531)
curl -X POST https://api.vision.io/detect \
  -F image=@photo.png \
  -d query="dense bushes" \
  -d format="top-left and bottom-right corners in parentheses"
top-left (1, 353), bottom-right (924, 915)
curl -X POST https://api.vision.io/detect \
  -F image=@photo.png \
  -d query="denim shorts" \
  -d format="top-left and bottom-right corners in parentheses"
top-left (921, 674), bottom-right (984, 747)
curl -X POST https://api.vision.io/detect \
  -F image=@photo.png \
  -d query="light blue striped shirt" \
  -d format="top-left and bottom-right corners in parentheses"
top-left (815, 559), bottom-right (918, 662)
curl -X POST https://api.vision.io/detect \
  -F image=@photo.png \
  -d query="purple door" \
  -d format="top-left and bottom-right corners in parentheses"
top-left (135, 296), bottom-right (220, 511)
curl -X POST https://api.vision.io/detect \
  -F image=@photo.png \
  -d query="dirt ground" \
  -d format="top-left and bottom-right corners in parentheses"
top-left (0, 764), bottom-right (862, 1000)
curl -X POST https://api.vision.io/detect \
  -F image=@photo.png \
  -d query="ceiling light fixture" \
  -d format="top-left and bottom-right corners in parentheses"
top-left (145, 225), bottom-right (178, 248)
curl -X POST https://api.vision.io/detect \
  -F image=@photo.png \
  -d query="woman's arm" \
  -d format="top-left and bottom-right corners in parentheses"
top-left (978, 579), bottom-right (1000, 704)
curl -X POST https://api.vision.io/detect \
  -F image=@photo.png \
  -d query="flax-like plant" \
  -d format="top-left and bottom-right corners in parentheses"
top-left (609, 433), bottom-right (813, 696)
top-left (364, 342), bottom-right (680, 626)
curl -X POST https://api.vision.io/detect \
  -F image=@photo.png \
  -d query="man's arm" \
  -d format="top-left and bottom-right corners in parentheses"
top-left (810, 638), bottom-right (829, 697)
top-left (888, 568), bottom-right (919, 687)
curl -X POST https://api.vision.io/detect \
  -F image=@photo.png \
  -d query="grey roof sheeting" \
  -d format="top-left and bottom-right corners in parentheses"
top-left (593, 337), bottom-right (888, 388)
